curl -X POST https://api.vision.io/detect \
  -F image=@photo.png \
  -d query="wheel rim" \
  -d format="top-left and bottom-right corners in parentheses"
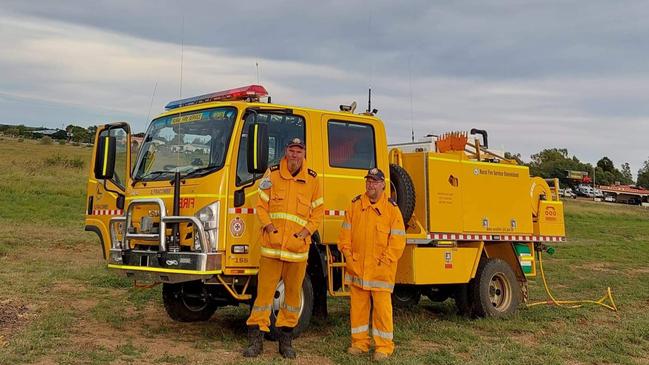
top-left (488, 272), bottom-right (512, 312)
top-left (272, 280), bottom-right (305, 318)
top-left (180, 286), bottom-right (209, 312)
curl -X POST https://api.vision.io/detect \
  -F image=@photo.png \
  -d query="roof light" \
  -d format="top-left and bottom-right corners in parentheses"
top-left (165, 85), bottom-right (269, 110)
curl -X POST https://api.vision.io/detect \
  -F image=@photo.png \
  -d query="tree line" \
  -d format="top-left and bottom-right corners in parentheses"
top-left (506, 148), bottom-right (649, 189)
top-left (0, 124), bottom-right (97, 143)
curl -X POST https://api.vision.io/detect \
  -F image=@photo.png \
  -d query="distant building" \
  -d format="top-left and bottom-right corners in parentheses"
top-left (31, 129), bottom-right (67, 139)
top-left (598, 184), bottom-right (649, 205)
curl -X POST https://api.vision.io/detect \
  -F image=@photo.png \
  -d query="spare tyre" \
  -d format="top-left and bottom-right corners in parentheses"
top-left (389, 164), bottom-right (416, 224)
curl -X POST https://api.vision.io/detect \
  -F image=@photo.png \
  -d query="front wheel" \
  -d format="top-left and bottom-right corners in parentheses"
top-left (162, 281), bottom-right (218, 322)
top-left (471, 258), bottom-right (521, 317)
top-left (267, 275), bottom-right (314, 340)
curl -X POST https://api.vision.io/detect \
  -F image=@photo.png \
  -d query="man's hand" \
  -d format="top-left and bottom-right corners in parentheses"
top-left (264, 223), bottom-right (278, 234)
top-left (293, 228), bottom-right (310, 240)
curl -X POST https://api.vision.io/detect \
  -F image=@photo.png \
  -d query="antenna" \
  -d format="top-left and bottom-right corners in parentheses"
top-left (146, 81), bottom-right (158, 123)
top-left (408, 55), bottom-right (414, 142)
top-left (179, 10), bottom-right (185, 98)
top-left (367, 88), bottom-right (372, 113)
top-left (256, 61), bottom-right (260, 84)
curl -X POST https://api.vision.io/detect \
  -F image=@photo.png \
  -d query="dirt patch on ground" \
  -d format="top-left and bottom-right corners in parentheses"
top-left (0, 299), bottom-right (33, 342)
top-left (509, 332), bottom-right (538, 346)
top-left (627, 267), bottom-right (649, 275)
top-left (575, 262), bottom-right (615, 273)
top-left (407, 339), bottom-right (446, 353)
top-left (68, 303), bottom-right (239, 364)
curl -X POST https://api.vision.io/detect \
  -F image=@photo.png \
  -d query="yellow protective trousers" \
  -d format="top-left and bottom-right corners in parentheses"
top-left (246, 256), bottom-right (307, 332)
top-left (349, 285), bottom-right (395, 355)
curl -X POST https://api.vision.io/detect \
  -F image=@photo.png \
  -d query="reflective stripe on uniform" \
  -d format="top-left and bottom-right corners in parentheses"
top-left (269, 212), bottom-right (308, 226)
top-left (351, 324), bottom-right (369, 334)
top-left (282, 303), bottom-right (301, 313)
top-left (252, 305), bottom-right (272, 312)
top-left (372, 328), bottom-right (393, 340)
top-left (341, 222), bottom-right (352, 229)
top-left (344, 273), bottom-right (394, 290)
top-left (390, 229), bottom-right (406, 236)
top-left (261, 247), bottom-right (308, 261)
top-left (311, 197), bottom-right (324, 208)
top-left (258, 189), bottom-right (270, 202)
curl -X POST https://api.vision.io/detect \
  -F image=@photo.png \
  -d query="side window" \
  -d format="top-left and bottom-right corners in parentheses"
top-left (327, 120), bottom-right (376, 169)
top-left (236, 113), bottom-right (306, 186)
top-left (99, 127), bottom-right (128, 188)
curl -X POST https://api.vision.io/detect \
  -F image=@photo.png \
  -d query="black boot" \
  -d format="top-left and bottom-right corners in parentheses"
top-left (242, 326), bottom-right (263, 357)
top-left (278, 327), bottom-right (296, 359)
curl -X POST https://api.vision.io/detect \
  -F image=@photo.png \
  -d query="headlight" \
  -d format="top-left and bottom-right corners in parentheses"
top-left (195, 201), bottom-right (220, 251)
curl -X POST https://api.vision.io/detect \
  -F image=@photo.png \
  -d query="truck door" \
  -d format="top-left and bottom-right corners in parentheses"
top-left (320, 116), bottom-right (381, 243)
top-left (85, 123), bottom-right (131, 259)
top-left (229, 111), bottom-right (307, 269)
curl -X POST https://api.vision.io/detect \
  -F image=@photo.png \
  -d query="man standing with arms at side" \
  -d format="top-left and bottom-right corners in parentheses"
top-left (338, 167), bottom-right (406, 361)
top-left (243, 138), bottom-right (324, 359)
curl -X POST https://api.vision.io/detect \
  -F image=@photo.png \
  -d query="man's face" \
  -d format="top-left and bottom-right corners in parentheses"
top-left (365, 178), bottom-right (385, 201)
top-left (285, 146), bottom-right (305, 171)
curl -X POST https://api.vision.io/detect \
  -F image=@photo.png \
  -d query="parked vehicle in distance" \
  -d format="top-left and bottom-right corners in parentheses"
top-left (576, 184), bottom-right (594, 197)
top-left (559, 188), bottom-right (577, 199)
top-left (604, 195), bottom-right (615, 202)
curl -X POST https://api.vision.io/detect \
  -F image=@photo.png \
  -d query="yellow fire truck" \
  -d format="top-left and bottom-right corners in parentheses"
top-left (85, 85), bottom-right (565, 336)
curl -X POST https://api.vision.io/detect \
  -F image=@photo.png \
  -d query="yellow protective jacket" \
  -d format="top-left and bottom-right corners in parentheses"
top-left (338, 193), bottom-right (406, 292)
top-left (256, 157), bottom-right (324, 262)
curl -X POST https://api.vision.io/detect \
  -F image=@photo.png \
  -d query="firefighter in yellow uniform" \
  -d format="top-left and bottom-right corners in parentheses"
top-left (243, 138), bottom-right (324, 359)
top-left (338, 167), bottom-right (406, 361)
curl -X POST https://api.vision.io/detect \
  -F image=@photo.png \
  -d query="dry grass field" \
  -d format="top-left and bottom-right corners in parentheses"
top-left (0, 137), bottom-right (648, 364)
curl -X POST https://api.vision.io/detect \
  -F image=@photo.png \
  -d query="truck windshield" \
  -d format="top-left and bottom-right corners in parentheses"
top-left (134, 107), bottom-right (237, 181)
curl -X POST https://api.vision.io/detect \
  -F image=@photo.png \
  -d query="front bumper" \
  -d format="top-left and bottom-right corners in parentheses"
top-left (107, 198), bottom-right (223, 283)
top-left (108, 249), bottom-right (223, 283)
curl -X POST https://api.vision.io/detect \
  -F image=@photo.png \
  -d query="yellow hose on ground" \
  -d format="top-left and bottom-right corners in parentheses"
top-left (527, 250), bottom-right (618, 311)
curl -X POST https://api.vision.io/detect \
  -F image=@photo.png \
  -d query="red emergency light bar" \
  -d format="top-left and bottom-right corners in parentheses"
top-left (165, 85), bottom-right (269, 110)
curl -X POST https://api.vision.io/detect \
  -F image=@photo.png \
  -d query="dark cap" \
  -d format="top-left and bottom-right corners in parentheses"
top-left (365, 167), bottom-right (385, 181)
top-left (286, 137), bottom-right (305, 149)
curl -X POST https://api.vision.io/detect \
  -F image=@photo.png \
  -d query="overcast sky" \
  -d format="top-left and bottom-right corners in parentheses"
top-left (1, 1), bottom-right (648, 176)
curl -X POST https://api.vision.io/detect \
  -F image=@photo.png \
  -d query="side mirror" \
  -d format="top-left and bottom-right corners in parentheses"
top-left (94, 135), bottom-right (117, 179)
top-left (247, 123), bottom-right (269, 174)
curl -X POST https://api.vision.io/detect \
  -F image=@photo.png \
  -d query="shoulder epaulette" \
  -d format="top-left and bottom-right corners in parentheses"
top-left (269, 164), bottom-right (280, 172)
top-left (388, 197), bottom-right (398, 207)
top-left (307, 168), bottom-right (317, 177)
top-left (352, 195), bottom-right (361, 203)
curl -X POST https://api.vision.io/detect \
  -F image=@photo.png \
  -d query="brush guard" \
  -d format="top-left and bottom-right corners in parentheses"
top-left (108, 198), bottom-right (223, 283)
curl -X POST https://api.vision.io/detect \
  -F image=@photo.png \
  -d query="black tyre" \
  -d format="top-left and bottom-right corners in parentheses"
top-left (471, 258), bottom-right (521, 317)
top-left (389, 164), bottom-right (416, 224)
top-left (453, 283), bottom-right (476, 316)
top-left (392, 284), bottom-right (420, 308)
top-left (162, 281), bottom-right (218, 322)
top-left (266, 275), bottom-right (314, 340)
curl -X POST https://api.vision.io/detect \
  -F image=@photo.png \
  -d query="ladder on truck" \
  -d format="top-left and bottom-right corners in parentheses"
top-left (325, 244), bottom-right (350, 297)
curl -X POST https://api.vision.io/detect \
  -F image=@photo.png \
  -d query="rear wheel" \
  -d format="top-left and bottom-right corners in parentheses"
top-left (389, 164), bottom-right (416, 224)
top-left (162, 281), bottom-right (218, 322)
top-left (392, 284), bottom-right (420, 308)
top-left (266, 275), bottom-right (314, 340)
top-left (471, 258), bottom-right (521, 317)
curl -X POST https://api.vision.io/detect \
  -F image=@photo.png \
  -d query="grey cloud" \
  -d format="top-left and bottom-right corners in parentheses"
top-left (5, 0), bottom-right (649, 80)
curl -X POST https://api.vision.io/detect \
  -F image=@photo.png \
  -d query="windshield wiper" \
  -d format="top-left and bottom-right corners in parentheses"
top-left (183, 166), bottom-right (217, 178)
top-left (137, 170), bottom-right (174, 181)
